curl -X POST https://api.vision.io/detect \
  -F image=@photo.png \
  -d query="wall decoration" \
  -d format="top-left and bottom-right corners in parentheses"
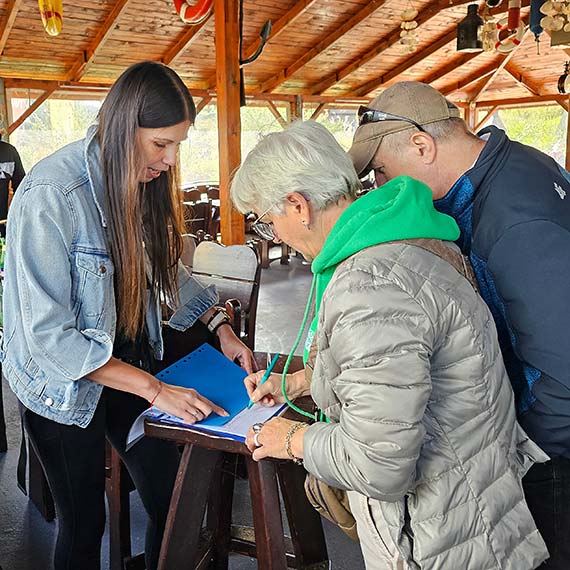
top-left (399, 7), bottom-right (419, 53)
top-left (173, 0), bottom-right (213, 25)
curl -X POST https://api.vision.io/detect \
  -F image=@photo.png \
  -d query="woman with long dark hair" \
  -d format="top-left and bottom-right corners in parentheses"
top-left (2, 61), bottom-right (254, 570)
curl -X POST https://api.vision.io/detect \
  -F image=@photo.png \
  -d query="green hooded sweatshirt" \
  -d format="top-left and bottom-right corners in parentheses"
top-left (302, 175), bottom-right (460, 361)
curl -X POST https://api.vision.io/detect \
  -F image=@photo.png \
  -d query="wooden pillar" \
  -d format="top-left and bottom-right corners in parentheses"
top-left (215, 0), bottom-right (244, 245)
top-left (464, 102), bottom-right (477, 131)
top-left (565, 96), bottom-right (570, 171)
top-left (287, 94), bottom-right (303, 124)
top-left (0, 79), bottom-right (9, 140)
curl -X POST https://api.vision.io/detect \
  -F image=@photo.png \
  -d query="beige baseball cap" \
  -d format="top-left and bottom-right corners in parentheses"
top-left (349, 81), bottom-right (461, 177)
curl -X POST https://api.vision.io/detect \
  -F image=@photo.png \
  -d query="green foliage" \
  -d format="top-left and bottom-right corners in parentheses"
top-left (8, 99), bottom-right (362, 182)
top-left (496, 107), bottom-right (566, 165)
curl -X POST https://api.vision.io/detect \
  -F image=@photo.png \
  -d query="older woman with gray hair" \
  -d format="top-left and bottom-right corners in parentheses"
top-left (231, 120), bottom-right (549, 570)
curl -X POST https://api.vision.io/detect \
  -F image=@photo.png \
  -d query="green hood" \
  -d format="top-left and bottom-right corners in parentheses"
top-left (301, 176), bottom-right (459, 362)
top-left (311, 175), bottom-right (460, 310)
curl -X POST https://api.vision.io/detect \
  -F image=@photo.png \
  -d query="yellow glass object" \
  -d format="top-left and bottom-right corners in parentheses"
top-left (38, 0), bottom-right (63, 37)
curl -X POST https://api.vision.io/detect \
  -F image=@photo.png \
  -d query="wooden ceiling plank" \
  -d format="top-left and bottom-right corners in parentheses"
top-left (440, 63), bottom-right (500, 96)
top-left (8, 87), bottom-right (56, 134)
top-left (65, 0), bottom-right (132, 83)
top-left (162, 12), bottom-right (213, 67)
top-left (266, 101), bottom-right (287, 128)
top-left (242, 0), bottom-right (319, 63)
top-left (351, 28), bottom-right (457, 98)
top-left (474, 105), bottom-right (498, 130)
top-left (475, 94), bottom-right (566, 107)
top-left (260, 0), bottom-right (389, 93)
top-left (309, 0), bottom-right (473, 95)
top-left (0, 0), bottom-right (24, 57)
top-left (504, 61), bottom-right (542, 96)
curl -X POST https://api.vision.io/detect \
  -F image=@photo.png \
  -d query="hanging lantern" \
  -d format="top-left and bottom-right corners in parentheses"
top-left (457, 4), bottom-right (484, 52)
top-left (486, 0), bottom-right (502, 7)
top-left (558, 61), bottom-right (570, 93)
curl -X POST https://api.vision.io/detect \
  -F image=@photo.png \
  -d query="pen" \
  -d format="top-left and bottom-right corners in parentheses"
top-left (247, 352), bottom-right (280, 409)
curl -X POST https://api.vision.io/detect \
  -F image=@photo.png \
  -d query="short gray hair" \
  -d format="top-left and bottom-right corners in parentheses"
top-left (231, 120), bottom-right (361, 215)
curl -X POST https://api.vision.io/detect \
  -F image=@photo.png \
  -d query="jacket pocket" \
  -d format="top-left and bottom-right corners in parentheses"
top-left (72, 251), bottom-right (115, 330)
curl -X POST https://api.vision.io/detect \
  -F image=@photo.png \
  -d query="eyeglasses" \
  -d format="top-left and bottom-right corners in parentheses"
top-left (251, 203), bottom-right (277, 241)
top-left (357, 106), bottom-right (426, 133)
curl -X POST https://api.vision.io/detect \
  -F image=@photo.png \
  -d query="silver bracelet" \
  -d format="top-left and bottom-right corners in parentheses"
top-left (285, 422), bottom-right (305, 465)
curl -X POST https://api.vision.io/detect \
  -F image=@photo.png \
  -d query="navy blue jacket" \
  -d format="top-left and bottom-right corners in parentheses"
top-left (435, 125), bottom-right (570, 459)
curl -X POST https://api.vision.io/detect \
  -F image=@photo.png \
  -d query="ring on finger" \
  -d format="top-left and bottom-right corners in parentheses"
top-left (253, 432), bottom-right (262, 447)
top-left (252, 422), bottom-right (264, 434)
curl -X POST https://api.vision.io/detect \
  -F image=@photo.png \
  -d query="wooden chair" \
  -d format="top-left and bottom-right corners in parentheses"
top-left (144, 354), bottom-right (330, 570)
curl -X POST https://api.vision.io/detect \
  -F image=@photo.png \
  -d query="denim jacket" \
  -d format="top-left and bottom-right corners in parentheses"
top-left (1, 126), bottom-right (218, 427)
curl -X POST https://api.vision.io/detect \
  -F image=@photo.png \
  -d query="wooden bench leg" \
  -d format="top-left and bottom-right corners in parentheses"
top-left (206, 453), bottom-right (236, 569)
top-left (106, 442), bottom-right (133, 570)
top-left (278, 461), bottom-right (329, 568)
top-left (246, 457), bottom-right (288, 570)
top-left (158, 444), bottom-right (222, 570)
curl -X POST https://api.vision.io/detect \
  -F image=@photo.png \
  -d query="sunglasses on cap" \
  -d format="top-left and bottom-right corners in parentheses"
top-left (357, 106), bottom-right (426, 133)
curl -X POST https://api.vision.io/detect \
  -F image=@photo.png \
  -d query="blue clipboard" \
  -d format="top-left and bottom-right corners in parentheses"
top-left (156, 343), bottom-right (249, 426)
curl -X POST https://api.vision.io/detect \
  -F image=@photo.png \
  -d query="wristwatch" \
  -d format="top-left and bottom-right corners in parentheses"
top-left (206, 307), bottom-right (232, 334)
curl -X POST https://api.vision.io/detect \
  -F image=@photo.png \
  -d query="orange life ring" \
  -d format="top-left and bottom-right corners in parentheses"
top-left (495, 17), bottom-right (525, 53)
top-left (173, 0), bottom-right (213, 25)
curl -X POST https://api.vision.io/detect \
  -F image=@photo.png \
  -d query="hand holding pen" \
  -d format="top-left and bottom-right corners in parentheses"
top-left (246, 353), bottom-right (280, 408)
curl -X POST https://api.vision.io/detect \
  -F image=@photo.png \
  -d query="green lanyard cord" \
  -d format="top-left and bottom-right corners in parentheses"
top-left (280, 277), bottom-right (320, 421)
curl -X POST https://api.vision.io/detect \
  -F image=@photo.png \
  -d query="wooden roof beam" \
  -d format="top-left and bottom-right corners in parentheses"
top-left (474, 105), bottom-right (499, 130)
top-left (350, 28), bottom-right (457, 98)
top-left (309, 0), bottom-right (472, 96)
top-left (0, 0), bottom-right (23, 57)
top-left (260, 0), bottom-right (389, 93)
top-left (195, 95), bottom-right (212, 115)
top-left (310, 103), bottom-right (326, 120)
top-left (440, 62), bottom-right (500, 96)
top-left (243, 0), bottom-right (319, 63)
top-left (162, 12), bottom-right (212, 66)
top-left (65, 0), bottom-right (131, 83)
top-left (503, 61), bottom-right (543, 96)
top-left (474, 94), bottom-right (567, 107)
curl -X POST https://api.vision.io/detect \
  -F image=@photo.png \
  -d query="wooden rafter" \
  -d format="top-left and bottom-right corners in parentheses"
top-left (64, 0), bottom-right (131, 83)
top-left (260, 0), bottom-right (388, 93)
top-left (474, 94), bottom-right (567, 107)
top-left (0, 0), bottom-right (23, 57)
top-left (441, 62), bottom-right (501, 96)
top-left (309, 0), bottom-right (472, 96)
top-left (242, 0), bottom-right (319, 63)
top-left (470, 27), bottom-right (530, 102)
top-left (504, 61), bottom-right (542, 96)
top-left (8, 87), bottom-right (56, 134)
top-left (474, 105), bottom-right (499, 131)
top-left (350, 28), bottom-right (457, 98)
top-left (421, 52), bottom-right (482, 86)
top-left (162, 12), bottom-right (213, 66)
top-left (266, 101), bottom-right (287, 128)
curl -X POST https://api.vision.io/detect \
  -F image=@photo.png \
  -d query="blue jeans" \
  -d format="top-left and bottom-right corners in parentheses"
top-left (523, 457), bottom-right (570, 569)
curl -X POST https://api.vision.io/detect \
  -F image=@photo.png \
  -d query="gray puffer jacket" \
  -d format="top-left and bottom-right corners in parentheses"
top-left (303, 241), bottom-right (549, 569)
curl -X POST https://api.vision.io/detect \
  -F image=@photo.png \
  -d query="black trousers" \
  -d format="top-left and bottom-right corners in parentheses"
top-left (523, 457), bottom-right (570, 570)
top-left (23, 388), bottom-right (180, 570)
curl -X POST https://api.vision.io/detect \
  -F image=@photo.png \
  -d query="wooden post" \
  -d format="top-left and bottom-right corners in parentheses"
top-left (0, 78), bottom-right (9, 140)
top-left (287, 94), bottom-right (303, 124)
top-left (565, 96), bottom-right (570, 171)
top-left (215, 0), bottom-right (244, 245)
top-left (464, 102), bottom-right (477, 131)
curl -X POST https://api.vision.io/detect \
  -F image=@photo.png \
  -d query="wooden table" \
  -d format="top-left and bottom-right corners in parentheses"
top-left (145, 354), bottom-right (330, 570)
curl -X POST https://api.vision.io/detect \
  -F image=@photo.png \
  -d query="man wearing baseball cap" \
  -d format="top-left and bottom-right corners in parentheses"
top-left (350, 81), bottom-right (570, 570)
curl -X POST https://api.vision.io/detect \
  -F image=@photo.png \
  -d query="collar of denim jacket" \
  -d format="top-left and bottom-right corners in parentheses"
top-left (84, 124), bottom-right (108, 229)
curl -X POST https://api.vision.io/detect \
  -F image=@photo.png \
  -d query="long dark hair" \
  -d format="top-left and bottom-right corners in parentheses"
top-left (97, 61), bottom-right (195, 340)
